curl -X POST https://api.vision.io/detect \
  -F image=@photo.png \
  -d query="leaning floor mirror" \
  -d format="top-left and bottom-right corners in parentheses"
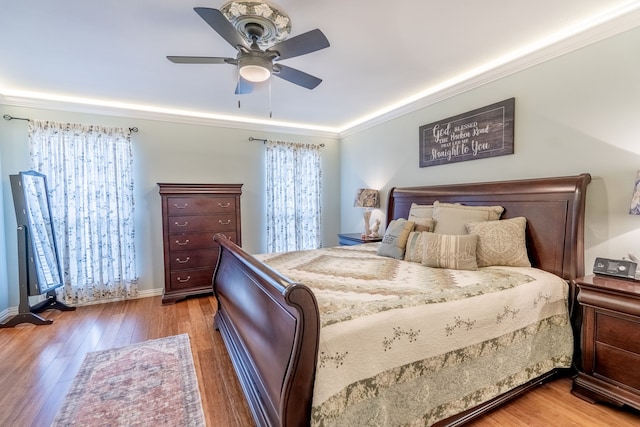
top-left (1, 170), bottom-right (74, 328)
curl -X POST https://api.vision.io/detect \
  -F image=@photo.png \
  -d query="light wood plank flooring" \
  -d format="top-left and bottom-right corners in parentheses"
top-left (0, 295), bottom-right (638, 426)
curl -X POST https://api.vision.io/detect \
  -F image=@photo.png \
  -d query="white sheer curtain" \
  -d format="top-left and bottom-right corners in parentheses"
top-left (265, 140), bottom-right (322, 252)
top-left (28, 120), bottom-right (138, 304)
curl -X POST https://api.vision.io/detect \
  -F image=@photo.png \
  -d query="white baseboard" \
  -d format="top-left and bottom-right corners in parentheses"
top-left (0, 307), bottom-right (18, 323)
top-left (0, 288), bottom-right (165, 322)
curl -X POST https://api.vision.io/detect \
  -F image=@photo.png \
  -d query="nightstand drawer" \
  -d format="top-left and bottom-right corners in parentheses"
top-left (596, 313), bottom-right (640, 354)
top-left (595, 342), bottom-right (640, 390)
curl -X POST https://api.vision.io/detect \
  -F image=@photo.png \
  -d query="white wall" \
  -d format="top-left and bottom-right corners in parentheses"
top-left (0, 137), bottom-right (7, 313)
top-left (0, 107), bottom-right (340, 310)
top-left (340, 26), bottom-right (640, 275)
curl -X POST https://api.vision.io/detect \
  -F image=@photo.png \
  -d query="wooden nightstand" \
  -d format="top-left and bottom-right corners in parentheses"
top-left (572, 274), bottom-right (640, 410)
top-left (338, 233), bottom-right (382, 246)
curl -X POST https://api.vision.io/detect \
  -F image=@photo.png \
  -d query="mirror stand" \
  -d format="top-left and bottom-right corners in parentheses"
top-left (0, 226), bottom-right (75, 329)
top-left (31, 290), bottom-right (75, 314)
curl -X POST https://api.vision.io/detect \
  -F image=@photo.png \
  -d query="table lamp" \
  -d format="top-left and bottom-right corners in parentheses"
top-left (354, 188), bottom-right (380, 238)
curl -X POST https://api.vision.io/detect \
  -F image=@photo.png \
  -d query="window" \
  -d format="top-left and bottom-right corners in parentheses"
top-left (265, 140), bottom-right (322, 252)
top-left (28, 120), bottom-right (137, 303)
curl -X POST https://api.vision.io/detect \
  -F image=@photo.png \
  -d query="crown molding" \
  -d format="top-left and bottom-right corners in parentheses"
top-left (0, 93), bottom-right (341, 138)
top-left (338, 4), bottom-right (640, 137)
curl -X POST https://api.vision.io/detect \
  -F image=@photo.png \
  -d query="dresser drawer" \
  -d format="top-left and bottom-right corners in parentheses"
top-left (169, 231), bottom-right (237, 251)
top-left (168, 214), bottom-right (237, 233)
top-left (169, 249), bottom-right (219, 270)
top-left (170, 268), bottom-right (215, 291)
top-left (167, 196), bottom-right (236, 216)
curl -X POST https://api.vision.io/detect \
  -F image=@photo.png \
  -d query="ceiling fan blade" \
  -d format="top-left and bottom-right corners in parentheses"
top-left (273, 64), bottom-right (322, 90)
top-left (235, 77), bottom-right (255, 95)
top-left (266, 29), bottom-right (330, 61)
top-left (167, 56), bottom-right (233, 64)
top-left (194, 7), bottom-right (249, 50)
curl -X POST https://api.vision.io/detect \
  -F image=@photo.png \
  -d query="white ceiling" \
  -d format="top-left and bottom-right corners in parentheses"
top-left (2, 1), bottom-right (640, 136)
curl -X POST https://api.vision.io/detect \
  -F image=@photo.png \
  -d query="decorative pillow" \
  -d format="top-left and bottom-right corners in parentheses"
top-left (465, 217), bottom-right (531, 267)
top-left (422, 233), bottom-right (478, 270)
top-left (409, 216), bottom-right (436, 232)
top-left (377, 219), bottom-right (415, 259)
top-left (432, 201), bottom-right (504, 235)
top-left (404, 231), bottom-right (426, 263)
top-left (408, 203), bottom-right (434, 219)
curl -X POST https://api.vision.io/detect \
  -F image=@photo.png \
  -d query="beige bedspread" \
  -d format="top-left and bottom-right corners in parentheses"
top-left (256, 243), bottom-right (573, 426)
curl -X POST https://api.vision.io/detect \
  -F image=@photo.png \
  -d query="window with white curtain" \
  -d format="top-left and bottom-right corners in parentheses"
top-left (265, 140), bottom-right (322, 253)
top-left (28, 120), bottom-right (138, 304)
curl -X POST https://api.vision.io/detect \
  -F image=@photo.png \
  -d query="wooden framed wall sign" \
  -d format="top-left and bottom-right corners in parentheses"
top-left (419, 98), bottom-right (515, 167)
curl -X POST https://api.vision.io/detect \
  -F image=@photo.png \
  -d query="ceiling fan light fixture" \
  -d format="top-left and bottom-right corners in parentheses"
top-left (238, 56), bottom-right (272, 82)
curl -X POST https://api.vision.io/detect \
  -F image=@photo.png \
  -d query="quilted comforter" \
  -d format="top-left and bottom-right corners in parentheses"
top-left (256, 243), bottom-right (573, 426)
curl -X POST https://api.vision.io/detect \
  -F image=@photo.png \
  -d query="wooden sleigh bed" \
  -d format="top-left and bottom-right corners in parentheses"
top-left (212, 173), bottom-right (591, 427)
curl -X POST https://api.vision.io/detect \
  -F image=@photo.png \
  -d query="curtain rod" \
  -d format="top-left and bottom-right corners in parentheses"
top-left (248, 136), bottom-right (325, 147)
top-left (3, 114), bottom-right (139, 133)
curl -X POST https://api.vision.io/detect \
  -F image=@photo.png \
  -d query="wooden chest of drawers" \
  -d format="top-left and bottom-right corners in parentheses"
top-left (158, 183), bottom-right (242, 304)
top-left (572, 274), bottom-right (640, 410)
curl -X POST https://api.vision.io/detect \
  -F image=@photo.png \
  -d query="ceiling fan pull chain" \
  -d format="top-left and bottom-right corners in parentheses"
top-left (269, 79), bottom-right (273, 118)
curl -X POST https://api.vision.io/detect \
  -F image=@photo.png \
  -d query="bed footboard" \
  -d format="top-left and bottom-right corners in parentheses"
top-left (213, 235), bottom-right (319, 427)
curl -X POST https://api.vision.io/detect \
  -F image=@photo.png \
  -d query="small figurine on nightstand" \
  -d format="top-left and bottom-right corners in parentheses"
top-left (369, 219), bottom-right (381, 238)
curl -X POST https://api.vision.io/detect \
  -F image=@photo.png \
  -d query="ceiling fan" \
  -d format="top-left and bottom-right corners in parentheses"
top-left (167, 6), bottom-right (330, 94)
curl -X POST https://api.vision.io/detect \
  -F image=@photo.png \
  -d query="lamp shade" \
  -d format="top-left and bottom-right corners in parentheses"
top-left (630, 170), bottom-right (640, 215)
top-left (353, 188), bottom-right (380, 208)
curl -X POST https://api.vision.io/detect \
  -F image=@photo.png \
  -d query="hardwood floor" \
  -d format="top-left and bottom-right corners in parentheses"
top-left (0, 295), bottom-right (638, 426)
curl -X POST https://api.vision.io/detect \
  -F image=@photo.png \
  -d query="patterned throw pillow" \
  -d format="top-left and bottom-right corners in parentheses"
top-left (377, 219), bottom-right (415, 259)
top-left (408, 216), bottom-right (436, 232)
top-left (404, 231), bottom-right (425, 263)
top-left (432, 201), bottom-right (504, 235)
top-left (422, 233), bottom-right (478, 270)
top-left (465, 217), bottom-right (531, 267)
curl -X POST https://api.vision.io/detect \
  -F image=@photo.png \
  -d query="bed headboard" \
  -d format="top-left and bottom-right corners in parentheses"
top-left (387, 173), bottom-right (591, 282)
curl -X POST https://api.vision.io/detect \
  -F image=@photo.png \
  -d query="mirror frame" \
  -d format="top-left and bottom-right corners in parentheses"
top-left (10, 170), bottom-right (64, 295)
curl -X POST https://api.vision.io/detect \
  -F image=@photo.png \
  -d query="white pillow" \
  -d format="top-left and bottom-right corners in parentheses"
top-left (408, 203), bottom-right (434, 219)
top-left (432, 201), bottom-right (504, 235)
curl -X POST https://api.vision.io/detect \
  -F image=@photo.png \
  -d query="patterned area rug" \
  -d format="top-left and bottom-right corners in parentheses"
top-left (52, 334), bottom-right (205, 426)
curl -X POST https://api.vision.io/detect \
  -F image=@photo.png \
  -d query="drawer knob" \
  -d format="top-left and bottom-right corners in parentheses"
top-left (174, 221), bottom-right (189, 227)
top-left (173, 203), bottom-right (188, 209)
top-left (176, 276), bottom-right (191, 283)
top-left (175, 239), bottom-right (190, 246)
top-left (219, 219), bottom-right (231, 225)
top-left (218, 202), bottom-right (231, 208)
top-left (176, 257), bottom-right (190, 264)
